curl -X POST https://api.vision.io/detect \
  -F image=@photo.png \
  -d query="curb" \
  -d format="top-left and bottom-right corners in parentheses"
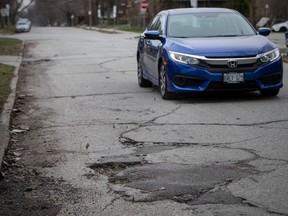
top-left (0, 54), bottom-right (23, 170)
top-left (80, 25), bottom-right (128, 34)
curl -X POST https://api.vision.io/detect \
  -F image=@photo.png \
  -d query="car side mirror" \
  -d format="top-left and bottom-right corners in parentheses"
top-left (144, 31), bottom-right (162, 40)
top-left (258, 27), bottom-right (271, 37)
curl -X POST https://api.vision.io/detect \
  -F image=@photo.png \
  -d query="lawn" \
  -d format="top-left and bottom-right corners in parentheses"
top-left (0, 38), bottom-right (22, 56)
top-left (0, 38), bottom-right (22, 112)
top-left (0, 64), bottom-right (14, 112)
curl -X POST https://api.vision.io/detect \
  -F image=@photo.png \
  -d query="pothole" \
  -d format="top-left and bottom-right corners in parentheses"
top-left (88, 155), bottom-right (146, 176)
top-left (88, 144), bottom-right (259, 206)
top-left (108, 162), bottom-right (258, 205)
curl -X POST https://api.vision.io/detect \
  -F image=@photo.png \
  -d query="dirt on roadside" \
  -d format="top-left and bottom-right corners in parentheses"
top-left (0, 59), bottom-right (79, 216)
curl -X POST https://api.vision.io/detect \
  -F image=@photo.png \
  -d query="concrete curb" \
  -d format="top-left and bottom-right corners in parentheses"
top-left (0, 55), bottom-right (22, 170)
top-left (80, 25), bottom-right (127, 34)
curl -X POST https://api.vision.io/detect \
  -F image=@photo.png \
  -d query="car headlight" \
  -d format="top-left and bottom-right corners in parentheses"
top-left (169, 51), bottom-right (200, 65)
top-left (260, 49), bottom-right (280, 63)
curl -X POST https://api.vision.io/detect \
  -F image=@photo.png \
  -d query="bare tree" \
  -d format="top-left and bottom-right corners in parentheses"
top-left (269, 0), bottom-right (288, 20)
top-left (244, 0), bottom-right (255, 25)
top-left (0, 0), bottom-right (35, 24)
top-left (28, 0), bottom-right (87, 26)
top-left (18, 0), bottom-right (35, 14)
top-left (160, 0), bottom-right (175, 10)
top-left (254, 0), bottom-right (288, 25)
top-left (146, 0), bottom-right (160, 21)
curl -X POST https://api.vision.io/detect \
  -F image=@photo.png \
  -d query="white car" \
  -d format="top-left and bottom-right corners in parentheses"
top-left (271, 21), bottom-right (288, 32)
top-left (15, 18), bottom-right (31, 33)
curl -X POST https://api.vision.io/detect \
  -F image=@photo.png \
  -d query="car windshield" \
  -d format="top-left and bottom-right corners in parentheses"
top-left (167, 12), bottom-right (256, 38)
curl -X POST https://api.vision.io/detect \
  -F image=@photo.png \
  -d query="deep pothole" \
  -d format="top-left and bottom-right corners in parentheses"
top-left (88, 140), bottom-right (260, 206)
top-left (111, 162), bottom-right (258, 202)
top-left (89, 153), bottom-right (259, 206)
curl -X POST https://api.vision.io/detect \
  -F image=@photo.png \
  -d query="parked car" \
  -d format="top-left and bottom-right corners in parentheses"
top-left (15, 18), bottom-right (31, 33)
top-left (271, 21), bottom-right (288, 32)
top-left (137, 8), bottom-right (283, 99)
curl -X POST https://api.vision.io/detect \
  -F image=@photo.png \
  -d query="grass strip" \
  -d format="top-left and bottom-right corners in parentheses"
top-left (0, 64), bottom-right (14, 112)
top-left (0, 38), bottom-right (22, 56)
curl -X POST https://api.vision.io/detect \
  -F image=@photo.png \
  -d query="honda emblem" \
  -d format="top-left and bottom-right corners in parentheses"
top-left (228, 60), bottom-right (238, 69)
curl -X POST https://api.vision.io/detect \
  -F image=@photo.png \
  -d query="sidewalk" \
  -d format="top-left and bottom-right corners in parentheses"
top-left (0, 55), bottom-right (22, 170)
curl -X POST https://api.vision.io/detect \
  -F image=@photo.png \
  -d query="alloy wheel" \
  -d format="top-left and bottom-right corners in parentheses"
top-left (137, 59), bottom-right (152, 87)
top-left (159, 64), bottom-right (174, 100)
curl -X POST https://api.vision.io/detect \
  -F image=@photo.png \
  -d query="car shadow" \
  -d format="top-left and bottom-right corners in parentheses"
top-left (150, 86), bottom-right (282, 103)
top-left (175, 91), bottom-right (280, 103)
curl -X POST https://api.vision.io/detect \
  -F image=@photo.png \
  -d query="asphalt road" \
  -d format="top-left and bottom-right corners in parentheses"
top-left (1, 27), bottom-right (288, 216)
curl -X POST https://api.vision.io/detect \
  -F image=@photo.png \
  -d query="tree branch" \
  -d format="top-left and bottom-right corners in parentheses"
top-left (17, 0), bottom-right (35, 14)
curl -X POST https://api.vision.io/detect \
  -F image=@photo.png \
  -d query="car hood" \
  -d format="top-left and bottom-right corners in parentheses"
top-left (166, 35), bottom-right (277, 57)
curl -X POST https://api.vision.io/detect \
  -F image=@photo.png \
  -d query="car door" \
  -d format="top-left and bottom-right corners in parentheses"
top-left (143, 14), bottom-right (165, 83)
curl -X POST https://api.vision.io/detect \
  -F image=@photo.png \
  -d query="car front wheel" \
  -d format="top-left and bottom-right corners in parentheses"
top-left (159, 63), bottom-right (174, 100)
top-left (137, 60), bottom-right (152, 87)
top-left (260, 89), bottom-right (280, 97)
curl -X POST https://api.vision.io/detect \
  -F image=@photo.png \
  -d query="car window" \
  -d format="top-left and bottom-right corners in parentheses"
top-left (154, 14), bottom-right (166, 35)
top-left (167, 12), bottom-right (256, 38)
top-left (147, 14), bottom-right (160, 31)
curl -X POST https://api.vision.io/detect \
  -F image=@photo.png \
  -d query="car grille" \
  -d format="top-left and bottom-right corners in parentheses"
top-left (197, 56), bottom-right (263, 73)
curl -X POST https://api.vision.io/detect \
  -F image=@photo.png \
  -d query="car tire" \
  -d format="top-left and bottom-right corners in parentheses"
top-left (159, 63), bottom-right (175, 100)
top-left (260, 89), bottom-right (280, 97)
top-left (279, 27), bottom-right (287, 32)
top-left (137, 59), bottom-right (152, 87)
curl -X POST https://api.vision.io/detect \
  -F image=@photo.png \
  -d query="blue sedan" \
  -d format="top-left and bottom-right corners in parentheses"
top-left (137, 8), bottom-right (283, 99)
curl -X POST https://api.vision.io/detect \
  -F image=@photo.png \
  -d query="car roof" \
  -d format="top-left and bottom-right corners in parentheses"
top-left (165, 8), bottom-right (236, 15)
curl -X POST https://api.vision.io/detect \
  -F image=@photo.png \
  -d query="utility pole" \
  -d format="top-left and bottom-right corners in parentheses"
top-left (265, 4), bottom-right (269, 17)
top-left (89, 0), bottom-right (92, 29)
top-left (5, 4), bottom-right (9, 28)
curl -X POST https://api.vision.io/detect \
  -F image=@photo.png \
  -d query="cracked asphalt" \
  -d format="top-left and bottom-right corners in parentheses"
top-left (1, 27), bottom-right (288, 216)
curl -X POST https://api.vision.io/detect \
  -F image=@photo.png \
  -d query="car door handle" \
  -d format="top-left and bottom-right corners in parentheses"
top-left (146, 40), bottom-right (152, 46)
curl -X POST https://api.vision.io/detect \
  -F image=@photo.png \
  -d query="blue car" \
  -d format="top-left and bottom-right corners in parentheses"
top-left (137, 8), bottom-right (283, 99)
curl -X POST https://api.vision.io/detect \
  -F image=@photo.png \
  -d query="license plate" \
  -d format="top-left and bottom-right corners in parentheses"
top-left (223, 73), bottom-right (244, 83)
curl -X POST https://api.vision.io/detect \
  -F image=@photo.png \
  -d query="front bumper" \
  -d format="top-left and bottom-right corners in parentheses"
top-left (166, 57), bottom-right (283, 93)
top-left (16, 28), bottom-right (29, 32)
